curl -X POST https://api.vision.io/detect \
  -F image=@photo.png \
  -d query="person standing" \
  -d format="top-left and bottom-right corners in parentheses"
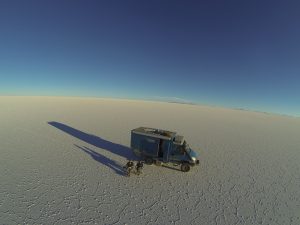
top-left (124, 161), bottom-right (134, 176)
top-left (136, 161), bottom-right (144, 175)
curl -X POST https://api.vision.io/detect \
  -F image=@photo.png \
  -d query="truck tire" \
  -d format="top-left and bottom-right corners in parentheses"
top-left (145, 157), bottom-right (154, 165)
top-left (181, 163), bottom-right (190, 172)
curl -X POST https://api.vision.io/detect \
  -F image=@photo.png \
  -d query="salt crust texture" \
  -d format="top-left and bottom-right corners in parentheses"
top-left (0, 96), bottom-right (299, 225)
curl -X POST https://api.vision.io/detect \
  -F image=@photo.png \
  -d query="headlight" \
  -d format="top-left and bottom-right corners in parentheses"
top-left (191, 157), bottom-right (196, 162)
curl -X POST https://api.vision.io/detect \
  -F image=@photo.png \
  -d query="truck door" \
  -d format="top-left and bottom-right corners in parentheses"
top-left (158, 139), bottom-right (164, 158)
top-left (163, 141), bottom-right (171, 162)
top-left (141, 138), bottom-right (159, 157)
top-left (169, 144), bottom-right (185, 162)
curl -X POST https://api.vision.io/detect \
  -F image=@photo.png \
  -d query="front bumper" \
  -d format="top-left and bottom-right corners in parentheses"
top-left (190, 159), bottom-right (200, 165)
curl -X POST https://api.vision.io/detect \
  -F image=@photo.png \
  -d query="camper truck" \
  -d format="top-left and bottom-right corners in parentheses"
top-left (131, 127), bottom-right (199, 172)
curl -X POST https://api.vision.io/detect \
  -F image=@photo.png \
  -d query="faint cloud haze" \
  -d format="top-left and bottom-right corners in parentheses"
top-left (150, 96), bottom-right (196, 105)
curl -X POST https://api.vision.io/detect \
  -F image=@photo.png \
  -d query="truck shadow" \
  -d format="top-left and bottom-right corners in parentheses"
top-left (74, 144), bottom-right (125, 176)
top-left (162, 164), bottom-right (182, 172)
top-left (48, 121), bottom-right (139, 161)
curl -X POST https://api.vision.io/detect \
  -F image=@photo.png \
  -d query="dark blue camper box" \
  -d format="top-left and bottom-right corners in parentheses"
top-left (131, 127), bottom-right (199, 172)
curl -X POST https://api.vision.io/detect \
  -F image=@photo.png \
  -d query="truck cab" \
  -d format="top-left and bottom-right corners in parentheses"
top-left (131, 127), bottom-right (199, 172)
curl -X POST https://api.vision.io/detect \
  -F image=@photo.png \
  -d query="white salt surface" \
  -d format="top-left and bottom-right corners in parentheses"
top-left (0, 96), bottom-right (299, 225)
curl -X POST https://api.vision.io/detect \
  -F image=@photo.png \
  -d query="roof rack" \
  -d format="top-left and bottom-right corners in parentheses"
top-left (131, 127), bottom-right (177, 140)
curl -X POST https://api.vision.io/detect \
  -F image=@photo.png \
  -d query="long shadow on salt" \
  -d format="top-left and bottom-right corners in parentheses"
top-left (48, 121), bottom-right (139, 161)
top-left (74, 144), bottom-right (125, 175)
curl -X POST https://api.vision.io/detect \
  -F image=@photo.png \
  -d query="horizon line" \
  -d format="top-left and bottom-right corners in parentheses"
top-left (0, 94), bottom-right (299, 119)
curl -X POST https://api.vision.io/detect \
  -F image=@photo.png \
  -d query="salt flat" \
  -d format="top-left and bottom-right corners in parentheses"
top-left (0, 96), bottom-right (299, 225)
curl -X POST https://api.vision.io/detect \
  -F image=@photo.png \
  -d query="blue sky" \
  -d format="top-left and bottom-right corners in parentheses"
top-left (0, 0), bottom-right (299, 116)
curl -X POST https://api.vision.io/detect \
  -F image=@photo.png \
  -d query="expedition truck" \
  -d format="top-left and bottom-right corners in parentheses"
top-left (131, 127), bottom-right (199, 172)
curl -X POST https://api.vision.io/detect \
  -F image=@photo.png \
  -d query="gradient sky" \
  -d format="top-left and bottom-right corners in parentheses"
top-left (0, 0), bottom-right (299, 116)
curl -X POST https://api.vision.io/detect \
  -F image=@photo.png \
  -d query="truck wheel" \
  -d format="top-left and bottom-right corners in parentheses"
top-left (181, 163), bottom-right (190, 172)
top-left (145, 158), bottom-right (153, 165)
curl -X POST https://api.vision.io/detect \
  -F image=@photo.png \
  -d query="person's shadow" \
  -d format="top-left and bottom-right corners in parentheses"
top-left (48, 121), bottom-right (139, 175)
top-left (74, 144), bottom-right (125, 175)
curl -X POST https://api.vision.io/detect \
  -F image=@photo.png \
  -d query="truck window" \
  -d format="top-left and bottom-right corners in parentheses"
top-left (174, 145), bottom-right (185, 155)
